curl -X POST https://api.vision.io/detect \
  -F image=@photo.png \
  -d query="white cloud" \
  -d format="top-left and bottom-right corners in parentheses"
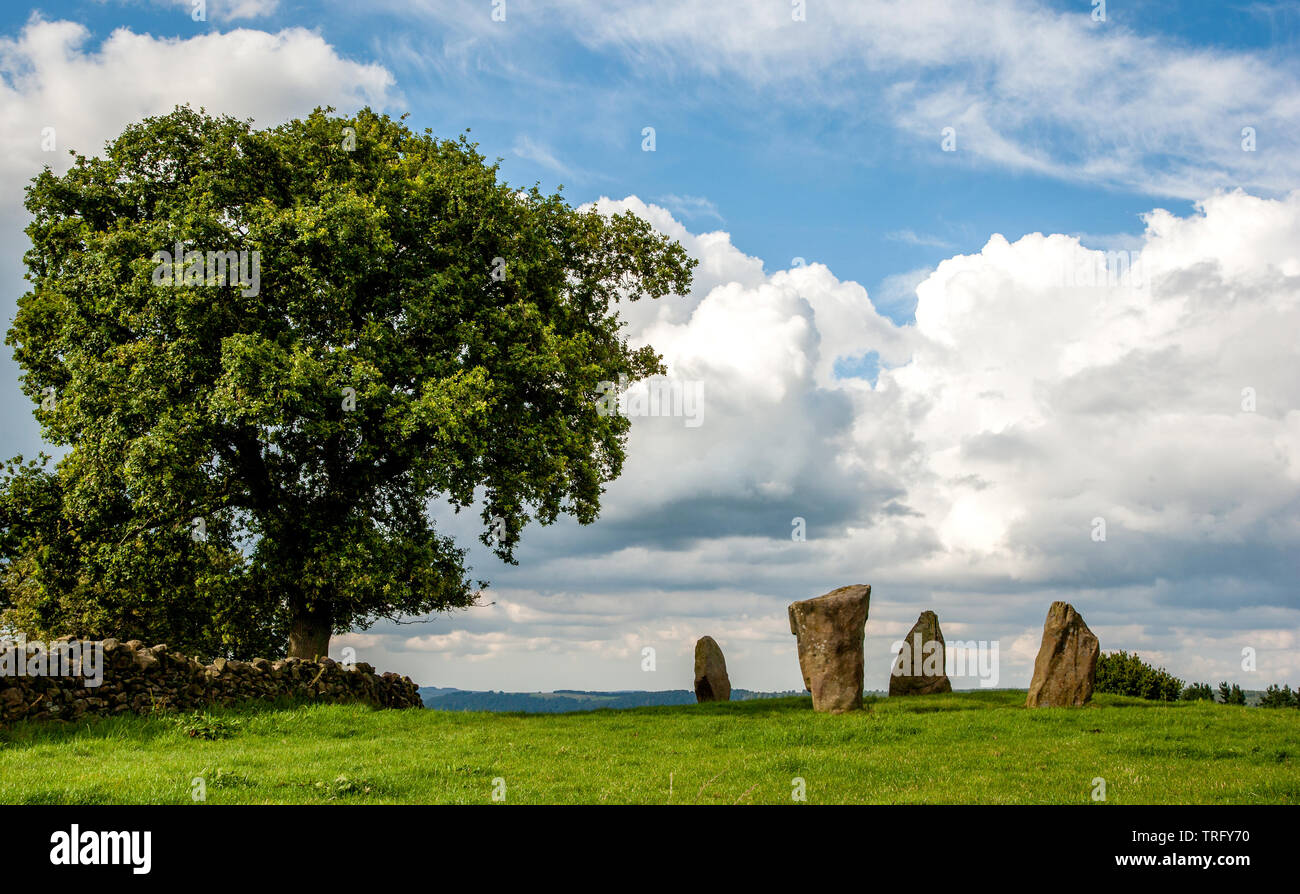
top-left (887, 229), bottom-right (954, 249)
top-left (511, 134), bottom-right (587, 182)
top-left (393, 0), bottom-right (1300, 198)
top-left (656, 193), bottom-right (724, 223)
top-left (872, 267), bottom-right (931, 320)
top-left (208, 0), bottom-right (279, 19)
top-left (0, 16), bottom-right (400, 491)
top-left (374, 189), bottom-right (1300, 692)
top-left (885, 190), bottom-right (1300, 581)
top-left (0, 17), bottom-right (397, 207)
top-left (3, 11), bottom-right (1297, 694)
top-left (111, 0), bottom-right (281, 22)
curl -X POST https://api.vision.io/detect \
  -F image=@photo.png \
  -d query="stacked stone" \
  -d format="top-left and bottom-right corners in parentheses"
top-left (0, 638), bottom-right (422, 725)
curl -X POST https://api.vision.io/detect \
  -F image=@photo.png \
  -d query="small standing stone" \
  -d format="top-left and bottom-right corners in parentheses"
top-left (694, 636), bottom-right (731, 702)
top-left (1026, 601), bottom-right (1100, 707)
top-left (889, 610), bottom-right (953, 696)
top-left (788, 584), bottom-right (871, 713)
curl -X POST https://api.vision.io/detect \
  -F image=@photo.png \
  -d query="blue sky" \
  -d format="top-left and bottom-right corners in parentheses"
top-left (1, 0), bottom-right (1248, 314)
top-left (1, 0), bottom-right (1299, 693)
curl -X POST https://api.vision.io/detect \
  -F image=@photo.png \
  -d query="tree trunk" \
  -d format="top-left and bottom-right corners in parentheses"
top-left (287, 603), bottom-right (333, 659)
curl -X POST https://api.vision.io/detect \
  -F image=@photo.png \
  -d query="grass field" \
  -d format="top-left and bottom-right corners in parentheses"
top-left (1, 690), bottom-right (1297, 804)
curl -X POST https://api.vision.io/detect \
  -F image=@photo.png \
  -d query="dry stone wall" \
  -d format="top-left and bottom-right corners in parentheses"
top-left (0, 637), bottom-right (422, 724)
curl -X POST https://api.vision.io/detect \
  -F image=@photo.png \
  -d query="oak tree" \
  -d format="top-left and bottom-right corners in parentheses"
top-left (1, 106), bottom-right (694, 658)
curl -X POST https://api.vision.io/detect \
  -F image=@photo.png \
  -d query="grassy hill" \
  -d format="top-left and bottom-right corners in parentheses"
top-left (1, 690), bottom-right (1297, 804)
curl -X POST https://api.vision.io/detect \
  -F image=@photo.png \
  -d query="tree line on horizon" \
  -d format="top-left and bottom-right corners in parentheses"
top-left (1095, 650), bottom-right (1297, 707)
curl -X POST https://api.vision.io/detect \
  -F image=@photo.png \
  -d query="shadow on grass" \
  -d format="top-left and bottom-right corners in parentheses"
top-left (14, 787), bottom-right (123, 806)
top-left (0, 695), bottom-right (387, 749)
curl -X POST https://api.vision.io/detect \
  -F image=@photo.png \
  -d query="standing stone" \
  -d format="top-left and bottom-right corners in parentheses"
top-left (1025, 601), bottom-right (1100, 707)
top-left (788, 584), bottom-right (871, 713)
top-left (889, 610), bottom-right (953, 696)
top-left (693, 636), bottom-right (731, 703)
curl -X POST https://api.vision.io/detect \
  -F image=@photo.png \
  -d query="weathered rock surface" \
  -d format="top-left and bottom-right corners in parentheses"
top-left (0, 638), bottom-right (422, 725)
top-left (1025, 601), bottom-right (1100, 707)
top-left (889, 610), bottom-right (953, 697)
top-left (693, 636), bottom-right (731, 702)
top-left (788, 584), bottom-right (871, 713)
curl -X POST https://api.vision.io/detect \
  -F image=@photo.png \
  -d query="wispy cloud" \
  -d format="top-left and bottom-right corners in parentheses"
top-left (388, 0), bottom-right (1300, 199)
top-left (1067, 230), bottom-right (1147, 252)
top-left (107, 0), bottom-right (281, 21)
top-left (511, 135), bottom-right (591, 183)
top-left (656, 193), bottom-right (724, 223)
top-left (886, 229), bottom-right (954, 249)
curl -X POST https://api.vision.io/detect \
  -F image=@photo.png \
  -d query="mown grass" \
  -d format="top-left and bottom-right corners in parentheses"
top-left (1, 690), bottom-right (1296, 804)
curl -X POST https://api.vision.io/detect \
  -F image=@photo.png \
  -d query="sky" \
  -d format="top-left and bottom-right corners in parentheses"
top-left (1, 0), bottom-right (1298, 693)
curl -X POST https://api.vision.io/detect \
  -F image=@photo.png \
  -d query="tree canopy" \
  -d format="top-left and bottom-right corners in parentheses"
top-left (1094, 650), bottom-right (1183, 701)
top-left (1, 106), bottom-right (695, 659)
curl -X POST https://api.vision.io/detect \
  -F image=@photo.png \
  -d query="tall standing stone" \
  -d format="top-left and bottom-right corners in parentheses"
top-left (788, 584), bottom-right (871, 713)
top-left (889, 610), bottom-right (953, 696)
top-left (694, 636), bottom-right (731, 702)
top-left (1025, 601), bottom-right (1100, 707)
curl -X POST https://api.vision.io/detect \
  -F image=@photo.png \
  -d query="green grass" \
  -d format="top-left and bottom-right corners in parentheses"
top-left (1, 691), bottom-right (1297, 804)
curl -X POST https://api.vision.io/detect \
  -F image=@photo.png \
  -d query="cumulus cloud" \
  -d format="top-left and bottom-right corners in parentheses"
top-left (2, 12), bottom-right (1296, 695)
top-left (0, 16), bottom-right (399, 442)
top-left (363, 190), bottom-right (1300, 694)
top-left (0, 18), bottom-right (394, 195)
top-left (887, 190), bottom-right (1300, 587)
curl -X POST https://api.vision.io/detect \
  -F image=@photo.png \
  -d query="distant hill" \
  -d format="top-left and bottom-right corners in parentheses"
top-left (418, 687), bottom-right (805, 712)
top-left (418, 687), bottom-right (1271, 711)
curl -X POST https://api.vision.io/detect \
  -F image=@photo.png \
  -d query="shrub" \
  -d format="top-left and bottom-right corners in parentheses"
top-left (177, 711), bottom-right (241, 740)
top-left (1258, 684), bottom-right (1297, 708)
top-left (1217, 682), bottom-right (1247, 705)
top-left (1094, 651), bottom-right (1184, 701)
